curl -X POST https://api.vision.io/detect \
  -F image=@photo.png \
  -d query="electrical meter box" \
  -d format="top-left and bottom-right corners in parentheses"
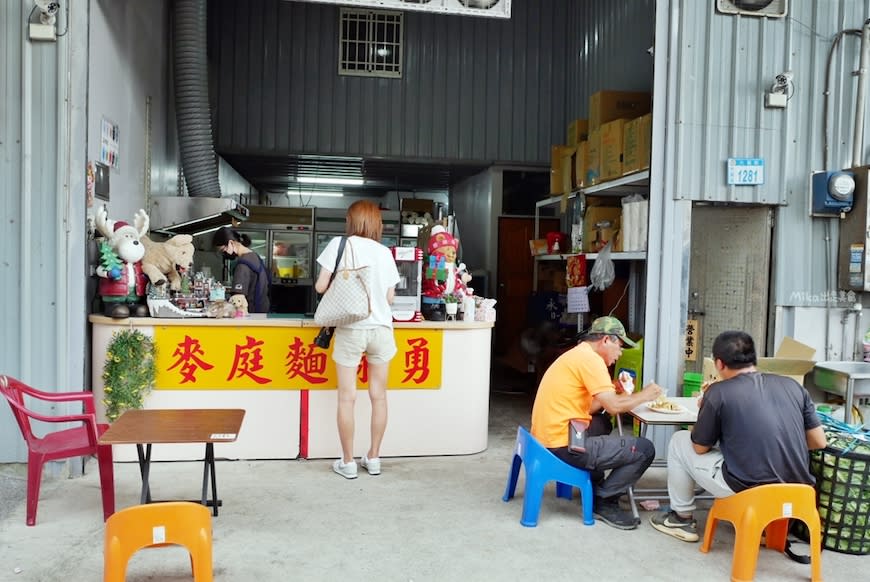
top-left (812, 170), bottom-right (855, 216)
top-left (838, 166), bottom-right (870, 290)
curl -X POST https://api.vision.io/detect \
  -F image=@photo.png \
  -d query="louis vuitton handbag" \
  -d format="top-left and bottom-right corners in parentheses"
top-left (313, 236), bottom-right (372, 327)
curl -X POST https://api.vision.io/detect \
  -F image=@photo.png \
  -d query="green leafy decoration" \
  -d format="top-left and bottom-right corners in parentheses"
top-left (102, 329), bottom-right (156, 422)
top-left (99, 241), bottom-right (123, 272)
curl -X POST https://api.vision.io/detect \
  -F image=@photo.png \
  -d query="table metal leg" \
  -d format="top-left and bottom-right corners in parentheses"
top-left (615, 414), bottom-right (641, 523)
top-left (201, 443), bottom-right (220, 517)
top-left (136, 444), bottom-right (153, 504)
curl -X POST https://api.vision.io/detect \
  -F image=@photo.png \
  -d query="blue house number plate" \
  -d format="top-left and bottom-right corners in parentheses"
top-left (727, 158), bottom-right (764, 185)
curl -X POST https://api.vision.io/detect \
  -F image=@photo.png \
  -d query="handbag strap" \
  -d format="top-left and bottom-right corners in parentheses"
top-left (325, 236), bottom-right (348, 291)
top-left (344, 237), bottom-right (358, 269)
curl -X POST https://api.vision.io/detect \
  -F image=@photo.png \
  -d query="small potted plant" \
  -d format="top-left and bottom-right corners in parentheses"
top-left (443, 293), bottom-right (460, 318)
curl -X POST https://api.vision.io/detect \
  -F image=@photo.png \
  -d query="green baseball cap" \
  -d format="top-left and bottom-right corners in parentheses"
top-left (587, 316), bottom-right (637, 348)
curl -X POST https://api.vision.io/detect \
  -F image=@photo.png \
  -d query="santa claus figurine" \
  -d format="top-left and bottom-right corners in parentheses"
top-left (421, 226), bottom-right (472, 300)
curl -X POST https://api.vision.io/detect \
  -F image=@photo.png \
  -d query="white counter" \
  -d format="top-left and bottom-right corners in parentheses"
top-left (90, 315), bottom-right (493, 461)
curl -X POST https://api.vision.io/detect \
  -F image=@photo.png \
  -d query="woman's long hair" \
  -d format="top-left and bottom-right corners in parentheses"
top-left (345, 200), bottom-right (383, 241)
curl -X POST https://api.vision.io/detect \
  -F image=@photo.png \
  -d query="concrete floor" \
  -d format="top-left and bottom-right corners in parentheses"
top-left (0, 380), bottom-right (865, 581)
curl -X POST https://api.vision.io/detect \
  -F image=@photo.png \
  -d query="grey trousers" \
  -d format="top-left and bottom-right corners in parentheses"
top-left (550, 434), bottom-right (655, 499)
top-left (666, 430), bottom-right (734, 513)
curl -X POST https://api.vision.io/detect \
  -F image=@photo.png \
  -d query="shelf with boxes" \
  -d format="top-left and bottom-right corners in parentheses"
top-left (534, 169), bottom-right (650, 257)
top-left (552, 90), bottom-right (652, 197)
top-left (536, 251), bottom-right (647, 262)
top-left (533, 166), bottom-right (649, 337)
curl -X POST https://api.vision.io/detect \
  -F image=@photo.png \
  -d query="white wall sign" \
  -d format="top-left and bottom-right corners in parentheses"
top-left (100, 117), bottom-right (120, 170)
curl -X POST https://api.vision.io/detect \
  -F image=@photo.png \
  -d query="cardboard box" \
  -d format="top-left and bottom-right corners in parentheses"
top-left (583, 199), bottom-right (622, 252)
top-left (586, 130), bottom-right (601, 186)
top-left (561, 147), bottom-right (575, 195)
top-left (622, 113), bottom-right (652, 175)
top-left (600, 119), bottom-right (628, 182)
top-left (402, 198), bottom-right (435, 216)
top-left (566, 118), bottom-right (589, 146)
top-left (550, 145), bottom-right (574, 196)
top-left (589, 90), bottom-right (652, 132)
top-left (702, 337), bottom-right (816, 387)
top-left (529, 239), bottom-right (549, 256)
top-left (573, 140), bottom-right (589, 189)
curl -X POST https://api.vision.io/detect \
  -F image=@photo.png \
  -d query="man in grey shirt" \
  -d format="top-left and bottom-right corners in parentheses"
top-left (650, 330), bottom-right (827, 542)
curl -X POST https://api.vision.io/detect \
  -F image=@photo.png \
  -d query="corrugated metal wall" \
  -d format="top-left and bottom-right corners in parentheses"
top-left (0, 1), bottom-right (90, 463)
top-left (211, 0), bottom-right (577, 164)
top-left (667, 1), bottom-right (870, 305)
top-left (565, 0), bottom-right (655, 118)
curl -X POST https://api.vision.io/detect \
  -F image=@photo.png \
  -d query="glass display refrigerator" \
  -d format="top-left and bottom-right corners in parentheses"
top-left (314, 208), bottom-right (401, 258)
top-left (234, 206), bottom-right (316, 314)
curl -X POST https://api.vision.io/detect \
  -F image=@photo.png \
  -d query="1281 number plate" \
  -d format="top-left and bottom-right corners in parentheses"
top-left (727, 158), bottom-right (764, 186)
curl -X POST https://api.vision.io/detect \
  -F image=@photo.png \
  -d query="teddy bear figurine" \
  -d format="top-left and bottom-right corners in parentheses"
top-left (229, 294), bottom-right (249, 318)
top-left (94, 206), bottom-right (150, 318)
top-left (141, 234), bottom-right (195, 291)
top-left (205, 300), bottom-right (236, 319)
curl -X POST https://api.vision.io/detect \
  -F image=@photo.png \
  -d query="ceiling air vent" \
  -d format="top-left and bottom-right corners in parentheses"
top-left (302, 0), bottom-right (510, 19)
top-left (716, 0), bottom-right (787, 18)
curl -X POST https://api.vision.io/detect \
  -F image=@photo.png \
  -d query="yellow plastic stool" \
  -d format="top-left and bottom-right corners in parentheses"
top-left (700, 483), bottom-right (823, 582)
top-left (103, 502), bottom-right (213, 582)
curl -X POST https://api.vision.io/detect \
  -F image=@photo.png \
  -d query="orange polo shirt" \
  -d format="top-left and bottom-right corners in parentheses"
top-left (530, 342), bottom-right (615, 448)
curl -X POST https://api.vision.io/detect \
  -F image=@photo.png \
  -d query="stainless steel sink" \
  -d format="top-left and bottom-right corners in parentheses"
top-left (813, 361), bottom-right (870, 397)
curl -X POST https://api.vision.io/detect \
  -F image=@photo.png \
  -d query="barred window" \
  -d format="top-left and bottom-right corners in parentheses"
top-left (339, 8), bottom-right (403, 78)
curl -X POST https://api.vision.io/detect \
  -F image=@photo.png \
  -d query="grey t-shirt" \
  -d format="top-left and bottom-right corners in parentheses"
top-left (691, 371), bottom-right (821, 492)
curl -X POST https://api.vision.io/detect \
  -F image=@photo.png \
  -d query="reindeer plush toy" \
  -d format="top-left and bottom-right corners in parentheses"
top-left (94, 206), bottom-right (150, 318)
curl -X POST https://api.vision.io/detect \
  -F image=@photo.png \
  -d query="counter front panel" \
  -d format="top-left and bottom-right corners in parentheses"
top-left (90, 316), bottom-right (492, 460)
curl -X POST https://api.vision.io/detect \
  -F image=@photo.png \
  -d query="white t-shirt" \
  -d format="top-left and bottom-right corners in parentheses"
top-left (316, 235), bottom-right (400, 329)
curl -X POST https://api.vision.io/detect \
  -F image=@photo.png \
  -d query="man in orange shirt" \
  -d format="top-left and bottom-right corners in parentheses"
top-left (531, 316), bottom-right (664, 529)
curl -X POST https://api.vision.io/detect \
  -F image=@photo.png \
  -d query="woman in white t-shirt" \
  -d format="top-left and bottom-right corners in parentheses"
top-left (315, 200), bottom-right (400, 480)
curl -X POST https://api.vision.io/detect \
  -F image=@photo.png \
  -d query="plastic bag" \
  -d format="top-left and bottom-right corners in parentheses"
top-left (590, 241), bottom-right (615, 290)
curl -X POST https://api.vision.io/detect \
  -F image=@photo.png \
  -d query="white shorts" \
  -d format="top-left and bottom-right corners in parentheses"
top-left (332, 326), bottom-right (397, 368)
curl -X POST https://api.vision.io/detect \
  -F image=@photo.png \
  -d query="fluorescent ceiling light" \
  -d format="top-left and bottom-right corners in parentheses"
top-left (287, 190), bottom-right (345, 198)
top-left (296, 177), bottom-right (364, 186)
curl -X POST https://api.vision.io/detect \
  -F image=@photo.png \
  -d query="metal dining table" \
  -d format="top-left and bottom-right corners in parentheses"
top-left (618, 397), bottom-right (701, 521)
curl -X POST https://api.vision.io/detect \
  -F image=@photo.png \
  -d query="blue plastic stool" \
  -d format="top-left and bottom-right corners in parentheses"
top-left (502, 426), bottom-right (595, 527)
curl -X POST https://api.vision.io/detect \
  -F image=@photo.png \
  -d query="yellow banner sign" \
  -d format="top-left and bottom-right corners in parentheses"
top-left (154, 327), bottom-right (442, 390)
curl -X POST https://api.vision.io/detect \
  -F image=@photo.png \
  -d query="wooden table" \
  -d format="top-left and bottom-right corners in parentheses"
top-left (99, 409), bottom-right (245, 516)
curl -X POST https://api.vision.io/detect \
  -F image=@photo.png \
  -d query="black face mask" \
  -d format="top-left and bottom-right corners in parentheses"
top-left (221, 251), bottom-right (236, 261)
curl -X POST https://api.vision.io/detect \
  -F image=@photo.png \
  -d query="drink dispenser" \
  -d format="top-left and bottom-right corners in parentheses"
top-left (391, 246), bottom-right (423, 322)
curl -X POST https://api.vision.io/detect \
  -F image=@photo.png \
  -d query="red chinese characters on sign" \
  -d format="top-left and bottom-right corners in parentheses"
top-left (156, 327), bottom-right (442, 389)
top-left (285, 337), bottom-right (328, 384)
top-left (227, 335), bottom-right (271, 385)
top-left (167, 335), bottom-right (215, 384)
top-left (402, 337), bottom-right (430, 384)
top-left (357, 356), bottom-right (368, 383)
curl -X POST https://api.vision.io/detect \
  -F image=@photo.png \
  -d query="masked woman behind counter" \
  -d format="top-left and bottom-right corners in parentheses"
top-left (212, 227), bottom-right (271, 313)
top-left (315, 200), bottom-right (400, 480)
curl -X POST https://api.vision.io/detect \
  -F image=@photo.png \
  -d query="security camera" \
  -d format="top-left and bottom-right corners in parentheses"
top-left (774, 71), bottom-right (793, 88)
top-left (34, 0), bottom-right (60, 25)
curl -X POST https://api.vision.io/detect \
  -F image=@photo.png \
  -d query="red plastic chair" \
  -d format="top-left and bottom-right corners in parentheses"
top-left (0, 374), bottom-right (115, 526)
